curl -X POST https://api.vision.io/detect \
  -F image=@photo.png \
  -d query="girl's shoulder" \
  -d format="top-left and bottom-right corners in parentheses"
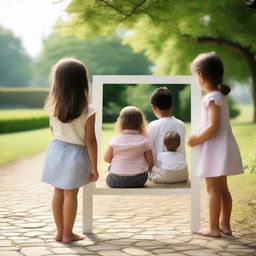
top-left (81, 104), bottom-right (97, 122)
top-left (203, 91), bottom-right (223, 107)
top-left (84, 103), bottom-right (97, 116)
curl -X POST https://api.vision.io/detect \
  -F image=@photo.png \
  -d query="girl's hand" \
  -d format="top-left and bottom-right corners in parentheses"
top-left (187, 135), bottom-right (200, 147)
top-left (90, 170), bottom-right (99, 181)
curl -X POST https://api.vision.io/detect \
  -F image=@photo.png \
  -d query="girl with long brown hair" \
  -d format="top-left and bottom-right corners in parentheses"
top-left (42, 57), bottom-right (98, 243)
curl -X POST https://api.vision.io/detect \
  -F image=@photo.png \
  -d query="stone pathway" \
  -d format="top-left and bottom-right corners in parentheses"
top-left (0, 153), bottom-right (255, 256)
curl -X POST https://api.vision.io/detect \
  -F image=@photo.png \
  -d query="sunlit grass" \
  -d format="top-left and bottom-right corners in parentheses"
top-left (0, 108), bottom-right (47, 120)
top-left (0, 128), bottom-right (51, 166)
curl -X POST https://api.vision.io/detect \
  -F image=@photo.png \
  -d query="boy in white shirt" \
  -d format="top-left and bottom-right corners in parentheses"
top-left (147, 87), bottom-right (188, 183)
top-left (149, 131), bottom-right (188, 183)
top-left (148, 87), bottom-right (186, 160)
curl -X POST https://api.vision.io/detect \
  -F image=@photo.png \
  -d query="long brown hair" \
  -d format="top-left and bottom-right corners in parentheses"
top-left (45, 57), bottom-right (89, 123)
top-left (115, 106), bottom-right (147, 135)
top-left (191, 52), bottom-right (231, 96)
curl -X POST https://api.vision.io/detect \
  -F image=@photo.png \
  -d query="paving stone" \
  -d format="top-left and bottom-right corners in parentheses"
top-left (183, 249), bottom-right (218, 256)
top-left (152, 248), bottom-right (176, 253)
top-left (159, 254), bottom-right (186, 256)
top-left (0, 240), bottom-right (12, 246)
top-left (0, 153), bottom-right (256, 256)
top-left (0, 245), bottom-right (20, 250)
top-left (225, 248), bottom-right (256, 253)
top-left (20, 247), bottom-right (52, 256)
top-left (0, 252), bottom-right (21, 256)
top-left (87, 244), bottom-right (120, 251)
top-left (132, 235), bottom-right (155, 240)
top-left (98, 250), bottom-right (129, 256)
top-left (122, 247), bottom-right (153, 255)
top-left (52, 247), bottom-right (93, 254)
top-left (23, 231), bottom-right (46, 237)
top-left (16, 223), bottom-right (47, 228)
top-left (174, 245), bottom-right (202, 251)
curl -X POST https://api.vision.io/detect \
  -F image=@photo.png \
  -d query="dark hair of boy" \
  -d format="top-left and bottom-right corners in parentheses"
top-left (164, 131), bottom-right (181, 152)
top-left (150, 87), bottom-right (172, 110)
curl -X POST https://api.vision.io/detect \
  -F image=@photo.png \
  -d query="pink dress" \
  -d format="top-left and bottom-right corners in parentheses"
top-left (197, 91), bottom-right (244, 177)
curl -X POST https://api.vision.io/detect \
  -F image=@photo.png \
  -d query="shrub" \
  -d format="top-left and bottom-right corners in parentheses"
top-left (0, 88), bottom-right (49, 108)
top-left (0, 117), bottom-right (49, 133)
top-left (0, 109), bottom-right (49, 133)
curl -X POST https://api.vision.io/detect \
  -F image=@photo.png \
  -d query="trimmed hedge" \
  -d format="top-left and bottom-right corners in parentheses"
top-left (0, 117), bottom-right (49, 133)
top-left (0, 88), bottom-right (49, 108)
top-left (0, 109), bottom-right (49, 133)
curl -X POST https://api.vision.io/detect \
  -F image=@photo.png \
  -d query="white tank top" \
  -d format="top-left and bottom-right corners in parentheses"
top-left (50, 104), bottom-right (96, 145)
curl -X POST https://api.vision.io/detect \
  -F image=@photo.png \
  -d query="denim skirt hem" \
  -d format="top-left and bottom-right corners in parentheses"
top-left (41, 139), bottom-right (92, 190)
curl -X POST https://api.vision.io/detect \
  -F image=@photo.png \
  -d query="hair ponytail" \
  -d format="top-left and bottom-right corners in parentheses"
top-left (217, 84), bottom-right (231, 96)
top-left (191, 52), bottom-right (232, 96)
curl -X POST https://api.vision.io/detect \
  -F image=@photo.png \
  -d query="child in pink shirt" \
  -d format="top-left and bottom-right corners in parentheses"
top-left (104, 106), bottom-right (154, 188)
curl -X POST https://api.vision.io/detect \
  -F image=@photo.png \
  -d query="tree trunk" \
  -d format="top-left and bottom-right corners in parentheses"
top-left (197, 37), bottom-right (256, 123)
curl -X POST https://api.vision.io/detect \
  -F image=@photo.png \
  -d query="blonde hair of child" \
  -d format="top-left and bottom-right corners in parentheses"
top-left (115, 106), bottom-right (147, 135)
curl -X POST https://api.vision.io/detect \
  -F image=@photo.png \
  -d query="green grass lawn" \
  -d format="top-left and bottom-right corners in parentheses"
top-left (0, 128), bottom-right (51, 166)
top-left (0, 108), bottom-right (48, 120)
top-left (0, 105), bottom-right (255, 237)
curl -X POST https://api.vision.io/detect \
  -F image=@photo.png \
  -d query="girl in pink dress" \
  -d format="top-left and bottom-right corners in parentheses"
top-left (188, 52), bottom-right (244, 238)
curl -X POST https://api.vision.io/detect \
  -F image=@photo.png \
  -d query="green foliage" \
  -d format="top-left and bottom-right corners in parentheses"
top-left (179, 86), bottom-right (240, 122)
top-left (34, 32), bottom-right (152, 87)
top-left (0, 88), bottom-right (49, 108)
top-left (0, 117), bottom-right (49, 134)
top-left (63, 0), bottom-right (255, 84)
top-left (0, 26), bottom-right (32, 87)
top-left (179, 86), bottom-right (191, 122)
top-left (34, 31), bottom-right (153, 120)
top-left (0, 109), bottom-right (49, 133)
top-left (228, 97), bottom-right (240, 119)
top-left (103, 83), bottom-right (187, 122)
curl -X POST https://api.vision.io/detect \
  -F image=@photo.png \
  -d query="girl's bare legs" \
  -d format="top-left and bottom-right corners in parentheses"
top-left (219, 176), bottom-right (232, 235)
top-left (200, 177), bottom-right (222, 238)
top-left (62, 189), bottom-right (84, 243)
top-left (52, 188), bottom-right (64, 241)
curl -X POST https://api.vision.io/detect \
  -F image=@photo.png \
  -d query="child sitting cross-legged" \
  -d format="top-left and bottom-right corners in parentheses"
top-left (104, 106), bottom-right (154, 188)
top-left (149, 131), bottom-right (188, 183)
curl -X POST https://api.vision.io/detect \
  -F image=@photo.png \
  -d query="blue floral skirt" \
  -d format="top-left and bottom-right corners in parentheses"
top-left (41, 139), bottom-right (92, 189)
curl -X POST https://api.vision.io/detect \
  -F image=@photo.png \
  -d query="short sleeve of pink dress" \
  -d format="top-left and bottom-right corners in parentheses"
top-left (197, 91), bottom-right (244, 177)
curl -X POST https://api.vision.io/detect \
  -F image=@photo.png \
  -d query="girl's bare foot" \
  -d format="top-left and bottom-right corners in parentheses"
top-left (62, 233), bottom-right (84, 243)
top-left (55, 233), bottom-right (62, 241)
top-left (199, 229), bottom-right (221, 238)
top-left (220, 225), bottom-right (232, 236)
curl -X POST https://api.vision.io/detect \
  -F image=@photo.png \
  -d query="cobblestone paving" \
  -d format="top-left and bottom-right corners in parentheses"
top-left (0, 154), bottom-right (255, 256)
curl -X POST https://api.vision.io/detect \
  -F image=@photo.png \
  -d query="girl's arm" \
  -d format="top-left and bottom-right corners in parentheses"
top-left (145, 150), bottom-right (154, 170)
top-left (85, 113), bottom-right (99, 181)
top-left (104, 146), bottom-right (113, 163)
top-left (188, 101), bottom-right (220, 147)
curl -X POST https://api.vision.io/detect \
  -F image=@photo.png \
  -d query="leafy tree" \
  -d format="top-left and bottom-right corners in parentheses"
top-left (63, 0), bottom-right (256, 122)
top-left (34, 30), bottom-right (153, 121)
top-left (0, 26), bottom-right (31, 87)
top-left (34, 31), bottom-right (152, 86)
